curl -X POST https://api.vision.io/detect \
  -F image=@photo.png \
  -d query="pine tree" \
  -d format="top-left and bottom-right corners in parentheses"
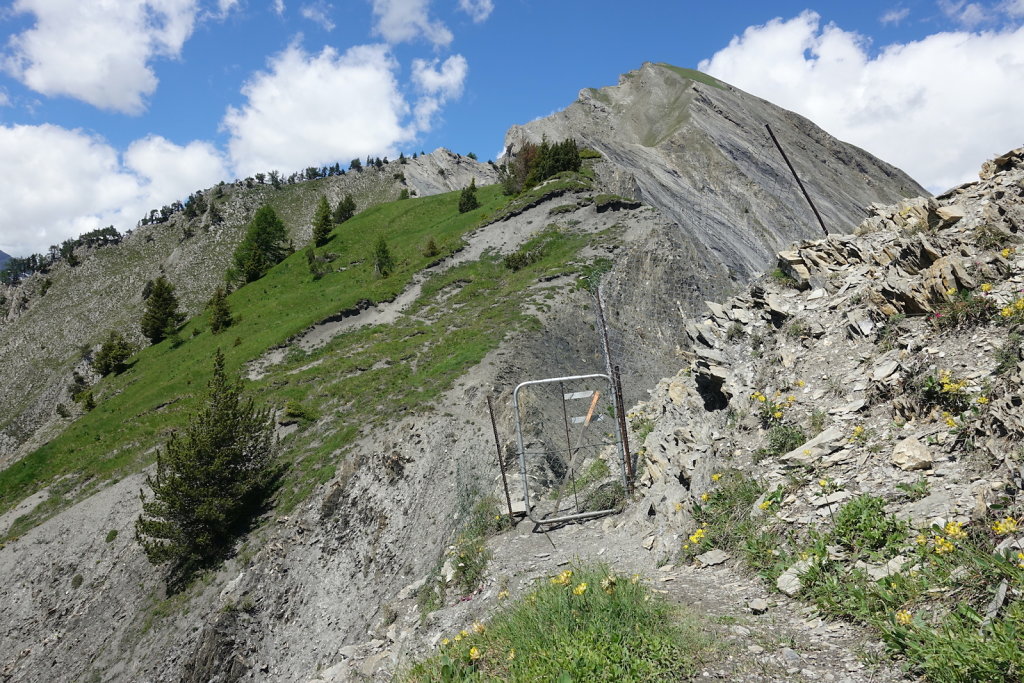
top-left (458, 178), bottom-right (480, 213)
top-left (332, 195), bottom-right (356, 224)
top-left (135, 349), bottom-right (276, 579)
top-left (208, 286), bottom-right (233, 334)
top-left (374, 237), bottom-right (394, 277)
top-left (312, 195), bottom-right (333, 246)
top-left (232, 205), bottom-right (288, 283)
top-left (140, 276), bottom-right (185, 344)
top-left (92, 330), bottom-right (135, 375)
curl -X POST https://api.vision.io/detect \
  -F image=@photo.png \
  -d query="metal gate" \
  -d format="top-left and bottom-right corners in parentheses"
top-left (513, 373), bottom-right (627, 525)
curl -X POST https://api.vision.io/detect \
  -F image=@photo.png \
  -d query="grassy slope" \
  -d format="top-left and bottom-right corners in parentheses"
top-left (1, 181), bottom-right (602, 536)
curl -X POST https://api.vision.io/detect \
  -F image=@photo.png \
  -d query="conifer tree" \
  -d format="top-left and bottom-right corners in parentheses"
top-left (208, 286), bottom-right (233, 334)
top-left (312, 195), bottom-right (332, 246)
top-left (232, 205), bottom-right (288, 282)
top-left (92, 330), bottom-right (135, 375)
top-left (374, 236), bottom-right (394, 277)
top-left (458, 178), bottom-right (480, 213)
top-left (140, 276), bottom-right (185, 344)
top-left (332, 194), bottom-right (356, 224)
top-left (135, 349), bottom-right (276, 579)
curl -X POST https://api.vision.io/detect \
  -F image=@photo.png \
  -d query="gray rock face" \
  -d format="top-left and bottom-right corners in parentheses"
top-left (504, 62), bottom-right (925, 284)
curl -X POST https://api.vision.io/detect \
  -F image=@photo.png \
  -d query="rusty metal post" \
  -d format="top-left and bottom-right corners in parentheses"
top-left (487, 395), bottom-right (515, 521)
top-left (613, 365), bottom-right (634, 495)
top-left (765, 123), bottom-right (829, 238)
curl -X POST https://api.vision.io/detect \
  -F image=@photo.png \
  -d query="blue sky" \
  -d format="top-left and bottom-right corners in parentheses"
top-left (1, 0), bottom-right (1022, 256)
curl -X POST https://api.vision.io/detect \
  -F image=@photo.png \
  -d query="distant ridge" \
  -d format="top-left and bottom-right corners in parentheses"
top-left (0, 250), bottom-right (10, 271)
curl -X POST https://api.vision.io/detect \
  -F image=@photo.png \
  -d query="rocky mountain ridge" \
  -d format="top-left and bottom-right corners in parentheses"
top-left (0, 65), bottom-right (933, 682)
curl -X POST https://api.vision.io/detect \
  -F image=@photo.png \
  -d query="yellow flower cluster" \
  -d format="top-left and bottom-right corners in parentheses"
top-left (999, 296), bottom-right (1024, 320)
top-left (750, 390), bottom-right (795, 423)
top-left (992, 517), bottom-right (1019, 535)
top-left (938, 369), bottom-right (969, 394)
top-left (942, 411), bottom-right (957, 428)
top-left (945, 287), bottom-right (958, 297)
top-left (944, 521), bottom-right (967, 540)
top-left (1017, 552), bottom-right (1024, 569)
top-left (980, 283), bottom-right (994, 293)
top-left (469, 646), bottom-right (480, 661)
top-left (976, 396), bottom-right (990, 405)
top-left (1001, 247), bottom-right (1016, 259)
top-left (895, 610), bottom-right (913, 626)
top-left (473, 622), bottom-right (486, 634)
top-left (689, 528), bottom-right (706, 544)
top-left (572, 582), bottom-right (588, 596)
top-left (851, 425), bottom-right (866, 441)
top-left (933, 536), bottom-right (956, 554)
top-left (711, 472), bottom-right (723, 482)
top-left (550, 569), bottom-right (573, 586)
top-left (758, 500), bottom-right (774, 511)
top-left (601, 575), bottom-right (617, 595)
top-left (497, 589), bottom-right (509, 601)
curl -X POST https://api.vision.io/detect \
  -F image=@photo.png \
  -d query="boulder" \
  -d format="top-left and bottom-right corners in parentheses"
top-left (891, 437), bottom-right (933, 471)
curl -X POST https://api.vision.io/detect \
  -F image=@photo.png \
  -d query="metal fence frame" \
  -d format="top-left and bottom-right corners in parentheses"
top-left (512, 373), bottom-right (628, 525)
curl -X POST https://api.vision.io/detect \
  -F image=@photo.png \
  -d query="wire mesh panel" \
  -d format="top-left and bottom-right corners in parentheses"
top-left (513, 374), bottom-right (626, 525)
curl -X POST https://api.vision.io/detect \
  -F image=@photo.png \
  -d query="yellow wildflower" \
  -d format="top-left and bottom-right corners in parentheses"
top-left (689, 528), bottom-right (706, 544)
top-left (756, 394), bottom-right (767, 402)
top-left (992, 517), bottom-right (1019, 535)
top-left (700, 493), bottom-right (710, 502)
top-left (758, 500), bottom-right (773, 511)
top-left (507, 649), bottom-right (516, 661)
top-left (1002, 307), bottom-right (1014, 318)
top-left (944, 521), bottom-right (967, 540)
top-left (712, 473), bottom-right (723, 482)
top-left (473, 622), bottom-right (486, 634)
top-left (796, 379), bottom-right (806, 387)
top-left (1017, 552), bottom-right (1024, 569)
top-left (550, 570), bottom-right (573, 586)
top-left (915, 534), bottom-right (928, 547)
top-left (981, 283), bottom-right (993, 292)
top-left (818, 479), bottom-right (828, 488)
top-left (933, 536), bottom-right (955, 554)
top-left (945, 288), bottom-right (957, 296)
top-left (441, 638), bottom-right (450, 646)
top-left (945, 416), bottom-right (957, 428)
top-left (674, 501), bottom-right (683, 512)
top-left (976, 396), bottom-right (989, 405)
top-left (773, 410), bottom-right (784, 419)
top-left (497, 590), bottom-right (509, 601)
top-left (454, 633), bottom-right (463, 642)
top-left (895, 610), bottom-right (913, 626)
top-left (1001, 247), bottom-right (1014, 259)
top-left (469, 646), bottom-right (480, 661)
top-left (573, 582), bottom-right (588, 596)
top-left (631, 574), bottom-right (640, 584)
top-left (460, 630), bottom-right (469, 639)
top-left (601, 575), bottom-right (617, 594)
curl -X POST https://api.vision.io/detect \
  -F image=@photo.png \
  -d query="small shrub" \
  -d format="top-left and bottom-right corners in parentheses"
top-left (284, 400), bottom-right (318, 425)
top-left (785, 318), bottom-right (812, 339)
top-left (931, 289), bottom-right (996, 330)
top-left (725, 322), bottom-right (744, 340)
top-left (755, 424), bottom-right (806, 461)
top-left (105, 529), bottom-right (118, 543)
top-left (578, 147), bottom-right (602, 159)
top-left (71, 574), bottom-right (83, 589)
top-left (422, 236), bottom-right (440, 258)
top-left (896, 479), bottom-right (930, 501)
top-left (917, 368), bottom-right (971, 413)
top-left (994, 333), bottom-right (1022, 374)
top-left (770, 268), bottom-right (799, 288)
top-left (808, 409), bottom-right (827, 434)
top-left (547, 204), bottom-right (576, 216)
top-left (829, 495), bottom-right (908, 557)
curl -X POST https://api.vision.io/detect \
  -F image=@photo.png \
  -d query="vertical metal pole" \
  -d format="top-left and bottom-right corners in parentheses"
top-left (613, 365), bottom-right (634, 495)
top-left (765, 123), bottom-right (830, 238)
top-left (595, 286), bottom-right (631, 491)
top-left (487, 395), bottom-right (515, 521)
top-left (558, 381), bottom-right (580, 512)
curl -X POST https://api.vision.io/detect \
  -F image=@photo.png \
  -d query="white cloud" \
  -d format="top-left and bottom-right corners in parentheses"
top-left (410, 54), bottom-right (467, 129)
top-left (3, 0), bottom-right (199, 114)
top-left (0, 90), bottom-right (9, 107)
top-left (300, 1), bottom-right (335, 30)
top-left (370, 0), bottom-right (452, 46)
top-left (939, 1), bottom-right (990, 27)
top-left (0, 125), bottom-right (227, 255)
top-left (458, 0), bottom-right (493, 23)
top-left (1005, 0), bottom-right (1024, 16)
top-left (222, 43), bottom-right (415, 177)
top-left (218, 0), bottom-right (240, 13)
top-left (698, 11), bottom-right (1024, 192)
top-left (273, 0), bottom-right (286, 14)
top-left (880, 7), bottom-right (910, 25)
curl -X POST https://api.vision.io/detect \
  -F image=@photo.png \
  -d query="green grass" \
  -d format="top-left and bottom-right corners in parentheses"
top-left (401, 564), bottom-right (717, 682)
top-left (1, 184), bottom-right (600, 534)
top-left (655, 64), bottom-right (726, 90)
